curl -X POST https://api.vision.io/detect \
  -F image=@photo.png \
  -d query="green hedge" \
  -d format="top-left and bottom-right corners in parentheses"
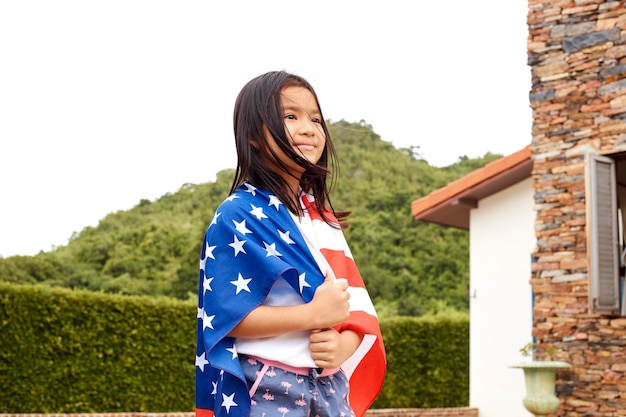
top-left (374, 316), bottom-right (469, 408)
top-left (0, 283), bottom-right (195, 412)
top-left (0, 282), bottom-right (468, 412)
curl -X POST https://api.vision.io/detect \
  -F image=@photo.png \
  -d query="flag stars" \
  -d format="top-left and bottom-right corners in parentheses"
top-left (203, 276), bottom-right (214, 294)
top-left (226, 345), bottom-right (238, 360)
top-left (203, 311), bottom-right (215, 330)
top-left (263, 242), bottom-right (282, 257)
top-left (230, 273), bottom-right (252, 294)
top-left (243, 183), bottom-right (257, 195)
top-left (250, 204), bottom-right (268, 220)
top-left (209, 212), bottom-right (222, 228)
top-left (221, 393), bottom-right (238, 413)
top-left (278, 229), bottom-right (295, 245)
top-left (205, 242), bottom-right (216, 260)
top-left (233, 219), bottom-right (252, 235)
top-left (225, 194), bottom-right (240, 202)
top-left (229, 235), bottom-right (247, 257)
top-left (268, 195), bottom-right (282, 210)
top-left (196, 352), bottom-right (209, 372)
top-left (299, 273), bottom-right (311, 293)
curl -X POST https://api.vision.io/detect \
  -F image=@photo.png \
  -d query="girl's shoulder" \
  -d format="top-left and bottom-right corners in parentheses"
top-left (205, 183), bottom-right (295, 243)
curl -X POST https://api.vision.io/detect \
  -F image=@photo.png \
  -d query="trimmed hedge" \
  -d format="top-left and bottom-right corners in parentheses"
top-left (0, 283), bottom-right (195, 412)
top-left (0, 282), bottom-right (468, 412)
top-left (374, 317), bottom-right (469, 408)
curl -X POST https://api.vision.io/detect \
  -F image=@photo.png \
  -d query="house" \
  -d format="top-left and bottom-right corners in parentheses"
top-left (411, 2), bottom-right (626, 416)
top-left (411, 146), bottom-right (535, 417)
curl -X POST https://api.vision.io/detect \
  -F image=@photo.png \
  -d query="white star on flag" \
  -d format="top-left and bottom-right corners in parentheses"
top-left (226, 345), bottom-right (238, 359)
top-left (211, 381), bottom-right (218, 395)
top-left (299, 273), bottom-right (310, 293)
top-left (222, 393), bottom-right (237, 413)
top-left (225, 194), bottom-right (240, 202)
top-left (243, 183), bottom-right (257, 195)
top-left (230, 273), bottom-right (252, 294)
top-left (278, 229), bottom-right (295, 244)
top-left (203, 311), bottom-right (215, 330)
top-left (250, 204), bottom-right (268, 220)
top-left (197, 307), bottom-right (204, 319)
top-left (263, 242), bottom-right (282, 257)
top-left (203, 277), bottom-right (214, 294)
top-left (229, 235), bottom-right (247, 256)
top-left (196, 352), bottom-right (209, 372)
top-left (268, 195), bottom-right (282, 210)
top-left (210, 212), bottom-right (222, 228)
top-left (205, 242), bottom-right (216, 260)
top-left (233, 219), bottom-right (252, 235)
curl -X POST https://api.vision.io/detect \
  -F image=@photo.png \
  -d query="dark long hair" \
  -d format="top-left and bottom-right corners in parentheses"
top-left (230, 71), bottom-right (348, 227)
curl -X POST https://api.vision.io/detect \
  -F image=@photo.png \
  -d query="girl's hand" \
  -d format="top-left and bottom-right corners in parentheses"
top-left (309, 328), bottom-right (362, 368)
top-left (308, 269), bottom-right (350, 329)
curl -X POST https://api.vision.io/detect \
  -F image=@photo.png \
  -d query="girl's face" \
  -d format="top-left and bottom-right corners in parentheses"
top-left (264, 86), bottom-right (326, 189)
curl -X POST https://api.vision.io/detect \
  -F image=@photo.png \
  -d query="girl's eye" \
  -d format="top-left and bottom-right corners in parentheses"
top-left (285, 114), bottom-right (296, 120)
top-left (312, 117), bottom-right (321, 124)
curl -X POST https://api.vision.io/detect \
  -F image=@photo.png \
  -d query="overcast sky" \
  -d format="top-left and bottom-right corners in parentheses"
top-left (0, 1), bottom-right (532, 257)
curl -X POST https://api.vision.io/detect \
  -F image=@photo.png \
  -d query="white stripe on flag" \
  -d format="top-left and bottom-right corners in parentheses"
top-left (310, 219), bottom-right (354, 258)
top-left (341, 334), bottom-right (377, 379)
top-left (347, 286), bottom-right (378, 317)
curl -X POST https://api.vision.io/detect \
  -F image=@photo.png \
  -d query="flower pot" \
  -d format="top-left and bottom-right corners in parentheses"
top-left (510, 361), bottom-right (571, 417)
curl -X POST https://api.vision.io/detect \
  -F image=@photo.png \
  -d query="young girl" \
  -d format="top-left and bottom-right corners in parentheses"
top-left (195, 71), bottom-right (386, 417)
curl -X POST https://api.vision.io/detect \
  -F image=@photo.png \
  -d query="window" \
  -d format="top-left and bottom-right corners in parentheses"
top-left (586, 152), bottom-right (626, 315)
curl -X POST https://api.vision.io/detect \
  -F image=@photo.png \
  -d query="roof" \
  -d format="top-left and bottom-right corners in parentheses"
top-left (411, 146), bottom-right (532, 230)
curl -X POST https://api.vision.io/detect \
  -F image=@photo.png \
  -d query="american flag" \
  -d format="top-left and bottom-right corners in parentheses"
top-left (195, 183), bottom-right (386, 417)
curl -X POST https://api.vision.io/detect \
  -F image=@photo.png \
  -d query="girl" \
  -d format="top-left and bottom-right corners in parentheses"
top-left (195, 71), bottom-right (386, 417)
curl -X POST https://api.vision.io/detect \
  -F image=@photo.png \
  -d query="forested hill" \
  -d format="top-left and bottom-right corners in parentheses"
top-left (0, 120), bottom-right (501, 317)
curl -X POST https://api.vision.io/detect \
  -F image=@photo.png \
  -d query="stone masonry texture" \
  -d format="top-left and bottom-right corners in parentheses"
top-left (528, 0), bottom-right (626, 416)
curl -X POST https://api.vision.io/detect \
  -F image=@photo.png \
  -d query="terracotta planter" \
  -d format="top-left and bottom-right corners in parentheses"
top-left (510, 361), bottom-right (571, 417)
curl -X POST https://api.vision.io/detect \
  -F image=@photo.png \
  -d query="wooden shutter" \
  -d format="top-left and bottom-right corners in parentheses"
top-left (586, 153), bottom-right (620, 315)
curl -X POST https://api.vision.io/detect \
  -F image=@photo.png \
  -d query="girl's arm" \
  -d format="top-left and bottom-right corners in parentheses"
top-left (228, 270), bottom-right (350, 338)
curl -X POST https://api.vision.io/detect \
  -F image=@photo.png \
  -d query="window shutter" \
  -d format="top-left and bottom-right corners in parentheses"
top-left (586, 153), bottom-right (620, 315)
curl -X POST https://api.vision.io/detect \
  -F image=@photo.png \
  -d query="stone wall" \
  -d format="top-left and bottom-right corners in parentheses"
top-left (528, 0), bottom-right (626, 415)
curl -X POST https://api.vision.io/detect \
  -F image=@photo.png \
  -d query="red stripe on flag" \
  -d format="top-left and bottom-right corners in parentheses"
top-left (336, 310), bottom-right (380, 334)
top-left (336, 311), bottom-right (387, 417)
top-left (301, 195), bottom-right (338, 223)
top-left (321, 248), bottom-right (364, 288)
top-left (349, 340), bottom-right (386, 417)
top-left (195, 408), bottom-right (214, 417)
top-left (303, 193), bottom-right (386, 417)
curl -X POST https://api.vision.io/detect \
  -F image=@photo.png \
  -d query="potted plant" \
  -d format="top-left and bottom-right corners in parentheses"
top-left (510, 342), bottom-right (572, 417)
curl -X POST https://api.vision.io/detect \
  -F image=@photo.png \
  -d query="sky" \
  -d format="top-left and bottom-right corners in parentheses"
top-left (0, 1), bottom-right (532, 257)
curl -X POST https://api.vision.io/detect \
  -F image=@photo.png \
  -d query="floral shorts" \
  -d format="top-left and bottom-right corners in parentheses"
top-left (239, 355), bottom-right (355, 417)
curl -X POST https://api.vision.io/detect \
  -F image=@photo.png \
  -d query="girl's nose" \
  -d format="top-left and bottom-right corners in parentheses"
top-left (300, 119), bottom-right (317, 136)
